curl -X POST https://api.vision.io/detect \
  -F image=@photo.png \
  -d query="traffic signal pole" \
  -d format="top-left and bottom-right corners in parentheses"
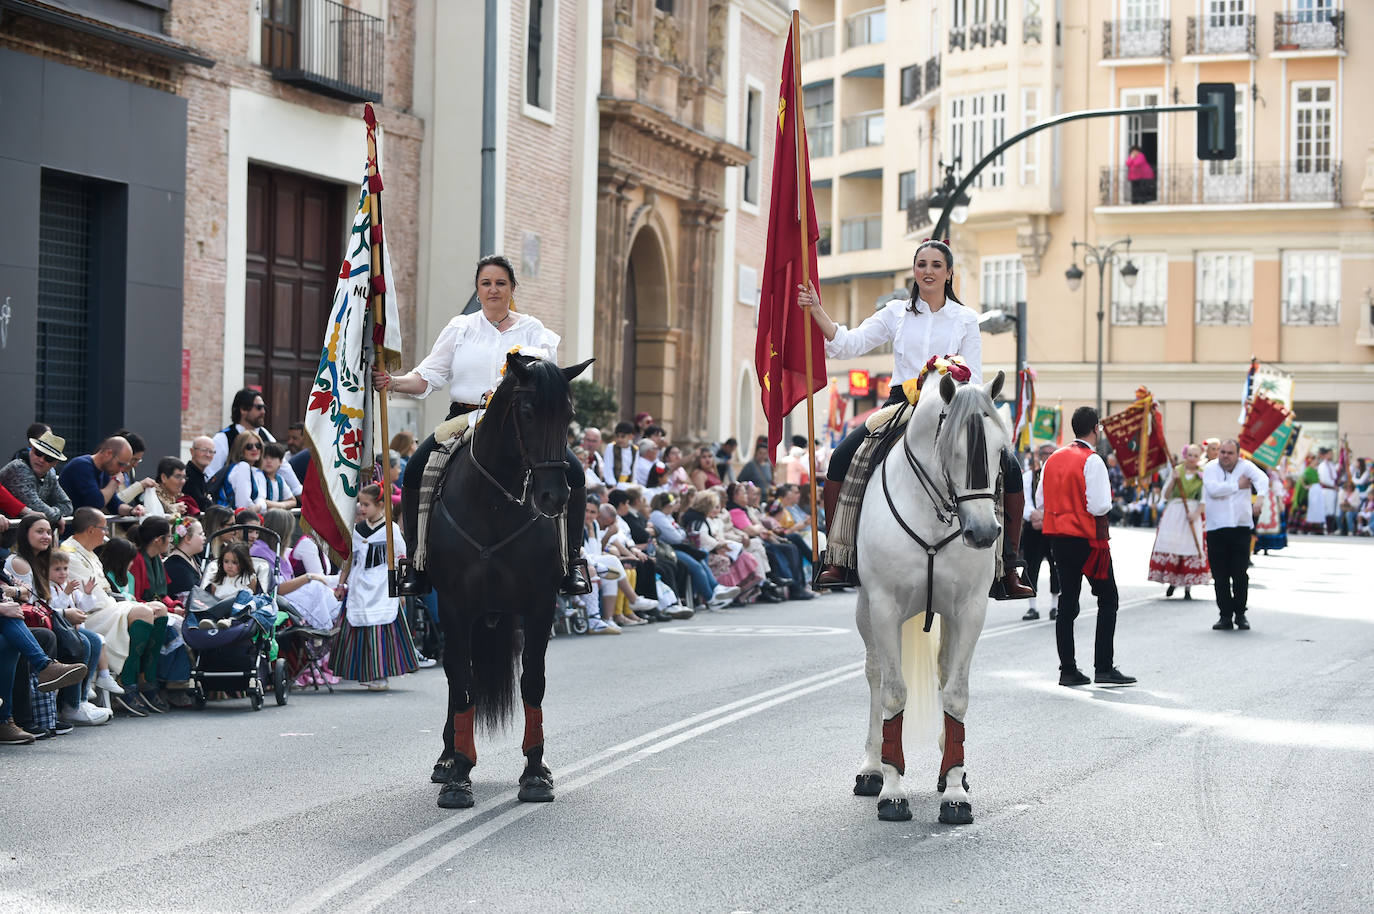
top-left (930, 103), bottom-right (1212, 241)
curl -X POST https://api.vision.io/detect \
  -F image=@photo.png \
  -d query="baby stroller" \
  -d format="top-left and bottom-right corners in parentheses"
top-left (183, 523), bottom-right (293, 711)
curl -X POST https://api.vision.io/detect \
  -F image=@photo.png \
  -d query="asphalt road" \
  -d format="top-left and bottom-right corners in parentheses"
top-left (3, 528), bottom-right (1372, 914)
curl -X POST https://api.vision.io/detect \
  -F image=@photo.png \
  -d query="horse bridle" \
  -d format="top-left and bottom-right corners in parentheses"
top-left (881, 404), bottom-right (1000, 632)
top-left (468, 382), bottom-right (569, 511)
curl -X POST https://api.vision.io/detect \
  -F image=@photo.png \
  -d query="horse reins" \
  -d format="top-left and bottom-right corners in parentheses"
top-left (881, 404), bottom-right (998, 632)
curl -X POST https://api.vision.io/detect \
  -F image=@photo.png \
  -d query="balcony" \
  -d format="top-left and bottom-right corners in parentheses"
top-left (1186, 15), bottom-right (1256, 56)
top-left (1282, 298), bottom-right (1340, 327)
top-left (264, 0), bottom-right (385, 103)
top-left (841, 111), bottom-right (884, 152)
top-left (845, 7), bottom-right (885, 49)
top-left (905, 55), bottom-right (941, 110)
top-left (906, 196), bottom-right (933, 235)
top-left (1024, 15), bottom-right (1043, 44)
top-left (840, 214), bottom-right (882, 252)
top-left (1098, 162), bottom-right (1343, 208)
top-left (808, 123), bottom-right (834, 158)
top-left (818, 223), bottom-right (832, 257)
top-left (1274, 11), bottom-right (1345, 53)
top-left (949, 26), bottom-right (965, 51)
top-left (1103, 19), bottom-right (1170, 61)
top-left (802, 23), bottom-right (835, 62)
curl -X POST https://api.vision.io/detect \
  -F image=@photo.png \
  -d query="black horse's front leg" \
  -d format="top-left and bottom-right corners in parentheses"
top-left (436, 607), bottom-right (478, 809)
top-left (516, 610), bottom-right (554, 803)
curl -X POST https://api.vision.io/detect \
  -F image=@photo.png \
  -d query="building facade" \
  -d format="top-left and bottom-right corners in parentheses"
top-left (801, 0), bottom-right (1374, 456)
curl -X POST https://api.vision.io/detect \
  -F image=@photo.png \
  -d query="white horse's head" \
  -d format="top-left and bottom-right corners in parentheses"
top-left (918, 370), bottom-right (1010, 549)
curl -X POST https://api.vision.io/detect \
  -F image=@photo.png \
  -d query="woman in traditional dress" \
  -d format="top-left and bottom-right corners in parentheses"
top-left (372, 254), bottom-right (589, 598)
top-left (1253, 466), bottom-right (1288, 554)
top-left (797, 239), bottom-right (1031, 597)
top-left (1147, 444), bottom-right (1210, 598)
top-left (333, 485), bottom-right (419, 691)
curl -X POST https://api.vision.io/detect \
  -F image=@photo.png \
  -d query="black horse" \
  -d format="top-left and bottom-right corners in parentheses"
top-left (426, 351), bottom-right (592, 810)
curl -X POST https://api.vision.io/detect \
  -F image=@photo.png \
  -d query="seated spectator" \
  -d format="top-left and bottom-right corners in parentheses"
top-left (44, 550), bottom-right (111, 725)
top-left (736, 443), bottom-right (774, 490)
top-left (649, 492), bottom-right (738, 609)
top-left (660, 445), bottom-right (691, 495)
top-left (199, 505), bottom-right (234, 558)
top-left (153, 457), bottom-right (199, 516)
top-left (287, 422), bottom-right (308, 458)
top-left (680, 490), bottom-right (762, 602)
top-left (11, 422), bottom-right (49, 463)
top-left (203, 542), bottom-right (260, 600)
top-left (0, 480), bottom-right (31, 534)
top-left (633, 440), bottom-right (663, 489)
top-left (59, 436), bottom-right (145, 519)
top-left (715, 438), bottom-right (738, 484)
top-left (1, 598), bottom-right (88, 745)
top-left (260, 443), bottom-right (298, 510)
top-left (389, 430), bottom-right (415, 476)
top-left (774, 483), bottom-right (824, 558)
top-left (597, 503), bottom-right (653, 626)
top-left (1338, 480), bottom-right (1361, 536)
top-left (207, 388), bottom-right (275, 477)
top-left (579, 496), bottom-right (656, 633)
top-left (602, 421), bottom-right (638, 489)
top-left (688, 446), bottom-right (723, 491)
top-left (257, 509), bottom-right (338, 630)
top-left (110, 429), bottom-right (147, 491)
top-left (223, 431), bottom-right (267, 511)
top-left (183, 436), bottom-right (216, 512)
top-left (0, 431), bottom-right (74, 528)
top-left (573, 446), bottom-right (601, 489)
top-left (121, 519), bottom-right (180, 713)
top-left (644, 426), bottom-right (667, 451)
top-left (164, 517), bottom-right (205, 597)
top-left (727, 483), bottom-right (804, 600)
top-left (581, 428), bottom-right (607, 484)
top-left (618, 486), bottom-right (690, 619)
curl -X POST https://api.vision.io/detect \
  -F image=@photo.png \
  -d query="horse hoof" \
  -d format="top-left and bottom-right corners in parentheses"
top-left (853, 773), bottom-right (883, 797)
top-left (438, 779), bottom-right (474, 809)
top-left (431, 758), bottom-right (454, 784)
top-left (517, 777), bottom-right (555, 803)
top-left (939, 800), bottom-right (973, 825)
top-left (877, 798), bottom-right (912, 822)
top-left (937, 772), bottom-right (971, 794)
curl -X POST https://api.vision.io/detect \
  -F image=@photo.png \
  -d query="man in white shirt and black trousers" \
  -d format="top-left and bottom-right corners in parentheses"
top-left (1037, 407), bottom-right (1136, 688)
top-left (1201, 438), bottom-right (1269, 631)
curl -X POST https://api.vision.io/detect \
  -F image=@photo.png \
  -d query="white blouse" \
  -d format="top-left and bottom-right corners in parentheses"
top-left (412, 311), bottom-right (561, 405)
top-left (824, 296), bottom-right (982, 385)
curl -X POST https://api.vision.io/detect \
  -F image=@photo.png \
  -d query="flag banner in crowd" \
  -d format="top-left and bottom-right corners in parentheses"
top-left (299, 117), bottom-right (402, 563)
top-left (826, 378), bottom-right (847, 439)
top-left (1102, 387), bottom-right (1169, 486)
top-left (755, 26), bottom-right (825, 458)
top-left (1237, 357), bottom-right (1258, 423)
top-left (1012, 367), bottom-right (1034, 451)
top-left (1031, 403), bottom-right (1061, 444)
top-left (1238, 395), bottom-right (1292, 457)
top-left (1251, 363), bottom-right (1294, 411)
top-left (1290, 426), bottom-right (1315, 471)
top-left (1250, 417), bottom-right (1296, 470)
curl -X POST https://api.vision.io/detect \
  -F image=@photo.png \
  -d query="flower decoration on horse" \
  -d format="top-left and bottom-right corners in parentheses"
top-left (901, 354), bottom-right (973, 405)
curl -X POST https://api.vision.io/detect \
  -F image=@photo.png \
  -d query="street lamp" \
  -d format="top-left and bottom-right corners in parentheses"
top-left (1065, 237), bottom-right (1135, 416)
top-left (927, 158), bottom-right (971, 233)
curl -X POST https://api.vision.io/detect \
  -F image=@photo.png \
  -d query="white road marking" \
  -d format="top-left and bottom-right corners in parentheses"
top-left (660, 624), bottom-right (851, 636)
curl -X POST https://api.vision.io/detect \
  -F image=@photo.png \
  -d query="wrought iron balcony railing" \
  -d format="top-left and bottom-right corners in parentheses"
top-left (1098, 162), bottom-right (1342, 207)
top-left (1024, 15), bottom-right (1043, 44)
top-left (1282, 299), bottom-right (1340, 326)
top-left (990, 20), bottom-right (1007, 45)
top-left (949, 26), bottom-right (966, 51)
top-left (924, 55), bottom-right (940, 94)
top-left (1196, 300), bottom-right (1252, 327)
top-left (1186, 15), bottom-right (1256, 55)
top-left (265, 0), bottom-right (385, 103)
top-left (1274, 11), bottom-right (1345, 51)
top-left (906, 196), bottom-right (933, 235)
top-left (1103, 18), bottom-right (1171, 59)
top-left (817, 223), bottom-right (832, 257)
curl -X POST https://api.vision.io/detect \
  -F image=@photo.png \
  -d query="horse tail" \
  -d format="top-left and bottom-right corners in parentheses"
top-left (469, 612), bottom-right (520, 733)
top-left (900, 614), bottom-right (944, 752)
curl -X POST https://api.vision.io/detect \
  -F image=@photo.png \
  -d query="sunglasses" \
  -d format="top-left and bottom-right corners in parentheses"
top-left (243, 443), bottom-right (262, 451)
top-left (33, 452), bottom-right (56, 464)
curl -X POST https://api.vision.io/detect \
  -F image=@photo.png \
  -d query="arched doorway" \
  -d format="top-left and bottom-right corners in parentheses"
top-left (622, 227), bottom-right (674, 432)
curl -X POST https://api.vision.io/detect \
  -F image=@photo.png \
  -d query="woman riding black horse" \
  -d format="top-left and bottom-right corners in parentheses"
top-left (373, 254), bottom-right (591, 598)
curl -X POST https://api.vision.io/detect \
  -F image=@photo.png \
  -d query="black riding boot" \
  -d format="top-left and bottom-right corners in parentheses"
top-left (397, 443), bottom-right (431, 597)
top-left (560, 483), bottom-right (593, 596)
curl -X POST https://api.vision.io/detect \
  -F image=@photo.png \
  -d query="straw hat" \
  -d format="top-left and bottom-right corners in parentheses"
top-left (28, 431), bottom-right (68, 463)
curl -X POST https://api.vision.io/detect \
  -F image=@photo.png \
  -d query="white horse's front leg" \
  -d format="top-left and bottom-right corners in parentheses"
top-left (853, 593), bottom-right (885, 797)
top-left (935, 595), bottom-right (985, 825)
top-left (868, 594), bottom-right (911, 821)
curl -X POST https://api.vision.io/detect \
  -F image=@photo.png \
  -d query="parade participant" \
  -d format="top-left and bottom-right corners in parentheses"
top-left (602, 421), bottom-right (639, 489)
top-left (798, 239), bottom-right (1032, 597)
top-left (0, 431), bottom-right (73, 528)
top-left (1037, 407), bottom-right (1135, 687)
top-left (1306, 447), bottom-right (1337, 533)
top-left (1253, 466), bottom-right (1289, 555)
top-left (1338, 480), bottom-right (1361, 535)
top-left (1202, 438), bottom-right (1221, 465)
top-left (1147, 444), bottom-right (1210, 600)
top-left (371, 254), bottom-right (589, 598)
top-left (332, 485), bottom-right (420, 690)
top-left (1201, 439), bottom-right (1268, 631)
top-left (1021, 443), bottom-right (1060, 621)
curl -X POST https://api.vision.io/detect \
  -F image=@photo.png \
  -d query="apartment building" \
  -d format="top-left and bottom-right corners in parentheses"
top-left (801, 0), bottom-right (1374, 455)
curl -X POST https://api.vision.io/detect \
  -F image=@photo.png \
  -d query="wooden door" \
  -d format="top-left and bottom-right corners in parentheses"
top-left (244, 166), bottom-right (344, 438)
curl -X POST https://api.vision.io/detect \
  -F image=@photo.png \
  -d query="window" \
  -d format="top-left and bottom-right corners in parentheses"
top-left (525, 0), bottom-right (555, 113)
top-left (987, 92), bottom-right (1006, 187)
top-left (949, 96), bottom-right (967, 166)
top-left (1195, 251), bottom-right (1253, 325)
top-left (900, 64), bottom-right (921, 105)
top-left (1292, 81), bottom-right (1334, 172)
top-left (969, 95), bottom-right (986, 187)
top-left (841, 215), bottom-right (882, 252)
top-left (260, 0), bottom-right (298, 70)
top-left (953, 0), bottom-right (968, 29)
top-left (655, 0), bottom-right (674, 12)
top-left (1124, 0), bottom-right (1163, 23)
top-left (37, 172), bottom-right (95, 451)
top-left (845, 7), bottom-right (885, 48)
top-left (1021, 87), bottom-right (1040, 185)
top-left (1282, 250), bottom-right (1340, 325)
top-left (1293, 0), bottom-right (1337, 24)
top-left (802, 24), bottom-right (834, 62)
top-left (804, 82), bottom-right (834, 158)
top-left (898, 171), bottom-right (918, 210)
top-left (1112, 253), bottom-right (1167, 325)
top-left (980, 255), bottom-right (1026, 310)
top-left (743, 86), bottom-right (762, 206)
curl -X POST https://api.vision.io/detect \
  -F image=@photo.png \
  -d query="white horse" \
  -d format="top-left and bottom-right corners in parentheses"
top-left (852, 370), bottom-right (1008, 824)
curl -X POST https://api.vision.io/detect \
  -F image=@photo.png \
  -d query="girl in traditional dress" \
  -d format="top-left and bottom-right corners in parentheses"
top-left (1253, 466), bottom-right (1289, 554)
top-left (1148, 444), bottom-right (1210, 598)
top-left (333, 484), bottom-right (419, 691)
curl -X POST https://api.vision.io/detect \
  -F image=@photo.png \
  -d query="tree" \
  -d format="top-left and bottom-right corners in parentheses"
top-left (570, 379), bottom-right (618, 433)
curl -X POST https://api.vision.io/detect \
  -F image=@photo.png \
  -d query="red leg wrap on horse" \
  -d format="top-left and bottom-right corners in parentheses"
top-left (522, 703), bottom-right (544, 754)
top-left (881, 712), bottom-right (905, 775)
top-left (453, 708), bottom-right (477, 763)
top-left (940, 712), bottom-right (965, 777)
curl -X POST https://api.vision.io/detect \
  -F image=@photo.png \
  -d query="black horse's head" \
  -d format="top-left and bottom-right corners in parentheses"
top-left (488, 352), bottom-right (593, 518)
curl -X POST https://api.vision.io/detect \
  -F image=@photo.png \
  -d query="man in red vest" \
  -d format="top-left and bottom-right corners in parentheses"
top-left (1037, 407), bottom-right (1136, 688)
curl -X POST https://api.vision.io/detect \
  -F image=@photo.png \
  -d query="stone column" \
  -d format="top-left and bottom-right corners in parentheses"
top-left (677, 200), bottom-right (724, 439)
top-left (595, 167), bottom-right (636, 396)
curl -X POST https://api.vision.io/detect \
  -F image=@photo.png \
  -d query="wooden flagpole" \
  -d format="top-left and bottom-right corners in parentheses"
top-left (791, 10), bottom-right (820, 566)
top-left (363, 104), bottom-right (398, 595)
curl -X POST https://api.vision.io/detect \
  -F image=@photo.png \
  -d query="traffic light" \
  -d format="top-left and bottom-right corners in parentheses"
top-left (1197, 82), bottom-right (1236, 161)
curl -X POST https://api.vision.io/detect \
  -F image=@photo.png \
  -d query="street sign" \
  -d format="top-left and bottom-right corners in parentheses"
top-left (1197, 82), bottom-right (1237, 161)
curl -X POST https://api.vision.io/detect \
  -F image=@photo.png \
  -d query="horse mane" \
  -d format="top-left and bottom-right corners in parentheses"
top-left (932, 380), bottom-right (1008, 470)
top-left (487, 355), bottom-right (570, 413)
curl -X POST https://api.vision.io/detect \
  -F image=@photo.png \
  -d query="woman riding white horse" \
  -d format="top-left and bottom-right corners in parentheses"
top-left (797, 240), bottom-right (1033, 601)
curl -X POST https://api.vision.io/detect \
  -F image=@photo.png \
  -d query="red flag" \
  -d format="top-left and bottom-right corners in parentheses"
top-left (1101, 388), bottom-right (1169, 484)
top-left (755, 27), bottom-right (825, 458)
top-left (1238, 396), bottom-right (1290, 455)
